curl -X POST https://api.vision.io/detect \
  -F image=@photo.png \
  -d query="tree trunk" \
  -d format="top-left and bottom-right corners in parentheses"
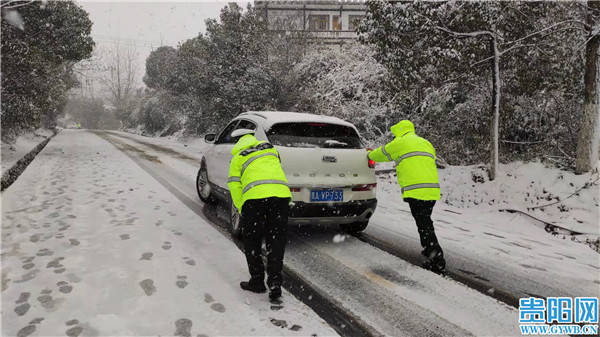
top-left (575, 1), bottom-right (599, 174)
top-left (489, 35), bottom-right (500, 180)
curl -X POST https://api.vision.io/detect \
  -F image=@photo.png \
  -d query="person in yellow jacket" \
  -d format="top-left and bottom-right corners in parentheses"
top-left (228, 130), bottom-right (291, 302)
top-left (369, 120), bottom-right (446, 273)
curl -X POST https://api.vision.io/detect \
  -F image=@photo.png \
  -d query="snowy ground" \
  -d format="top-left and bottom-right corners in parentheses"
top-left (371, 179), bottom-right (599, 298)
top-left (1, 129), bottom-right (55, 177)
top-left (371, 162), bottom-right (599, 299)
top-left (4, 129), bottom-right (596, 336)
top-left (376, 160), bottom-right (599, 233)
top-left (97, 131), bottom-right (521, 336)
top-left (1, 130), bottom-right (336, 336)
top-left (113, 131), bottom-right (600, 300)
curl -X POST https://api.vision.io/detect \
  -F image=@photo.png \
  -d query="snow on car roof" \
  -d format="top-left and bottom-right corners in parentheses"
top-left (238, 111), bottom-right (356, 129)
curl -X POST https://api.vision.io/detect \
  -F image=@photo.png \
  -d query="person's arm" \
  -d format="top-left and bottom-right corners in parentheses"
top-left (368, 141), bottom-right (395, 162)
top-left (227, 156), bottom-right (243, 213)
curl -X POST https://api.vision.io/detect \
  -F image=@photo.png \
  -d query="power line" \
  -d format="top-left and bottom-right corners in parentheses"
top-left (91, 34), bottom-right (178, 49)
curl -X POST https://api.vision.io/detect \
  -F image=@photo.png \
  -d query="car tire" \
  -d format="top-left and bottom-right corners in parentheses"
top-left (340, 221), bottom-right (369, 234)
top-left (196, 160), bottom-right (216, 204)
top-left (230, 198), bottom-right (242, 238)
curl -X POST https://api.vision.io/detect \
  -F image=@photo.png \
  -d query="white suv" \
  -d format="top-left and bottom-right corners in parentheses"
top-left (196, 111), bottom-right (377, 236)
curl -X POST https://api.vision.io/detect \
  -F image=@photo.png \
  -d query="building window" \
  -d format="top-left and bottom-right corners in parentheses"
top-left (348, 15), bottom-right (365, 31)
top-left (308, 15), bottom-right (329, 31)
top-left (332, 15), bottom-right (341, 31)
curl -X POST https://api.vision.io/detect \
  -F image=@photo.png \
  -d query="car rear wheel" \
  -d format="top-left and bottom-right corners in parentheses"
top-left (340, 221), bottom-right (369, 234)
top-left (230, 198), bottom-right (242, 238)
top-left (196, 161), bottom-right (216, 204)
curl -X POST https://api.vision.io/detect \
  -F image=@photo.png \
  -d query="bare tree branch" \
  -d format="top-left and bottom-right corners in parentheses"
top-left (434, 26), bottom-right (494, 39)
top-left (501, 19), bottom-right (589, 47)
top-left (1, 0), bottom-right (35, 9)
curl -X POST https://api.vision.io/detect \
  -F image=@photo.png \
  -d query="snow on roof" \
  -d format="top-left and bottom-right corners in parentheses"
top-left (238, 111), bottom-right (356, 129)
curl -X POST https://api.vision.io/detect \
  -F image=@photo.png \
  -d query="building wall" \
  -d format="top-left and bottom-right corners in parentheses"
top-left (254, 1), bottom-right (366, 44)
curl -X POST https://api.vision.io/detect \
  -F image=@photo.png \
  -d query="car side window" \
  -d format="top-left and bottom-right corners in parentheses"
top-left (230, 119), bottom-right (257, 143)
top-left (236, 120), bottom-right (256, 132)
top-left (215, 121), bottom-right (240, 144)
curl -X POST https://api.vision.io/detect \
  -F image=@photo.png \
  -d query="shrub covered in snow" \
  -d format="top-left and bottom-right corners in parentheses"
top-left (1, 1), bottom-right (94, 138)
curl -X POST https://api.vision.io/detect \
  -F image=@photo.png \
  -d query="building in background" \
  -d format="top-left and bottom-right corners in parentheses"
top-left (254, 1), bottom-right (366, 45)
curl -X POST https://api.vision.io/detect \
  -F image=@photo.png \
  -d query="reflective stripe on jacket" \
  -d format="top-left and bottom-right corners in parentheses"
top-left (368, 120), bottom-right (440, 200)
top-left (227, 134), bottom-right (291, 212)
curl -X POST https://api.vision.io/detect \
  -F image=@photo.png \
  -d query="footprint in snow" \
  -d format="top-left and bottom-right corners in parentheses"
top-left (65, 322), bottom-right (83, 337)
top-left (140, 252), bottom-right (153, 261)
top-left (37, 290), bottom-right (58, 309)
top-left (46, 257), bottom-right (65, 269)
top-left (210, 303), bottom-right (226, 313)
top-left (16, 322), bottom-right (38, 337)
top-left (176, 275), bottom-right (188, 289)
top-left (174, 318), bottom-right (192, 337)
top-left (36, 248), bottom-right (53, 256)
top-left (139, 279), bottom-right (156, 296)
top-left (14, 292), bottom-right (31, 316)
top-left (57, 281), bottom-right (73, 294)
top-left (22, 263), bottom-right (35, 270)
top-left (182, 257), bottom-right (196, 266)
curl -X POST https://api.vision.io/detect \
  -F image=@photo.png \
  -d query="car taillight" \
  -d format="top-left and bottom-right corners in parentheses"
top-left (352, 183), bottom-right (376, 191)
top-left (290, 187), bottom-right (301, 192)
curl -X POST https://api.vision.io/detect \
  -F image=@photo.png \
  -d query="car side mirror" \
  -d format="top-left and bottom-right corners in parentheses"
top-left (204, 133), bottom-right (216, 143)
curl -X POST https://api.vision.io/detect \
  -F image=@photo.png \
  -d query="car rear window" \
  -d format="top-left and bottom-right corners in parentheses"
top-left (266, 122), bottom-right (362, 149)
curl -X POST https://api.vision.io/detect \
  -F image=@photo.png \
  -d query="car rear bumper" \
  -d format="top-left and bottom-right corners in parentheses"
top-left (288, 198), bottom-right (377, 225)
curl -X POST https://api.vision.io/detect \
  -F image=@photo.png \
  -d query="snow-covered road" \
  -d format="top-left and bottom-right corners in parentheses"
top-left (104, 130), bottom-right (600, 303)
top-left (90, 131), bottom-right (520, 336)
top-left (2, 129), bottom-right (596, 336)
top-left (1, 130), bottom-right (336, 337)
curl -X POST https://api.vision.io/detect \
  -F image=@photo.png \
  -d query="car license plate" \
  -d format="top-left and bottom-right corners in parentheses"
top-left (310, 189), bottom-right (343, 202)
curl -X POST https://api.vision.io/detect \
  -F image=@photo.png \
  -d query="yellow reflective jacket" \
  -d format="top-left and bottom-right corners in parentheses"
top-left (368, 120), bottom-right (440, 200)
top-left (227, 134), bottom-right (292, 212)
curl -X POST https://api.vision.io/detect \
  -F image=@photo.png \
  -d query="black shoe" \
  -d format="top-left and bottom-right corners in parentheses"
top-left (269, 286), bottom-right (282, 301)
top-left (423, 257), bottom-right (446, 275)
top-left (422, 246), bottom-right (443, 259)
top-left (240, 280), bottom-right (267, 293)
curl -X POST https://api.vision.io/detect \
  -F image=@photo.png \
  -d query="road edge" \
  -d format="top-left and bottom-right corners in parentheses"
top-left (1, 129), bottom-right (59, 191)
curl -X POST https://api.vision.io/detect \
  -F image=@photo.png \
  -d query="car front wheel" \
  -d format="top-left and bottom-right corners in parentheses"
top-left (196, 161), bottom-right (215, 204)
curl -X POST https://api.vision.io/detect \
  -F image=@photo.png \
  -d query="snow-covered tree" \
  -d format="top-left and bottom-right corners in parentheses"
top-left (358, 1), bottom-right (586, 178)
top-left (292, 43), bottom-right (395, 145)
top-left (138, 3), bottom-right (307, 135)
top-left (1, 0), bottom-right (94, 138)
top-left (143, 46), bottom-right (177, 90)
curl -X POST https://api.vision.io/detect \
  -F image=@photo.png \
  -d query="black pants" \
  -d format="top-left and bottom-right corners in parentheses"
top-left (405, 198), bottom-right (443, 256)
top-left (241, 197), bottom-right (289, 289)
